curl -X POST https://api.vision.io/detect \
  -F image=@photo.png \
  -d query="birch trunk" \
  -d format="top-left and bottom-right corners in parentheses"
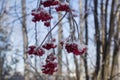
top-left (21, 0), bottom-right (29, 80)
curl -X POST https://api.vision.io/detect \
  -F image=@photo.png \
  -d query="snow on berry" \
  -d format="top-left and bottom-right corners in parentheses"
top-left (31, 8), bottom-right (52, 23)
top-left (34, 48), bottom-right (45, 56)
top-left (42, 43), bottom-right (57, 50)
top-left (45, 53), bottom-right (57, 63)
top-left (42, 39), bottom-right (57, 50)
top-left (64, 41), bottom-right (87, 55)
top-left (51, 38), bottom-right (56, 42)
top-left (55, 3), bottom-right (69, 12)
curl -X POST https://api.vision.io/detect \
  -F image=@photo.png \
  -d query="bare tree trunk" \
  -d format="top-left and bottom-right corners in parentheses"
top-left (65, 53), bottom-right (71, 80)
top-left (0, 11), bottom-right (4, 80)
top-left (93, 0), bottom-right (101, 79)
top-left (79, 0), bottom-right (85, 80)
top-left (101, 0), bottom-right (105, 54)
top-left (0, 1), bottom-right (9, 79)
top-left (0, 54), bottom-right (3, 80)
top-left (73, 55), bottom-right (80, 80)
top-left (55, 13), bottom-right (63, 80)
top-left (101, 0), bottom-right (109, 79)
top-left (21, 0), bottom-right (29, 80)
top-left (102, 0), bottom-right (116, 80)
top-left (110, 27), bottom-right (119, 80)
top-left (118, 9), bottom-right (120, 80)
top-left (99, 0), bottom-right (105, 80)
top-left (84, 0), bottom-right (89, 80)
top-left (110, 6), bottom-right (120, 80)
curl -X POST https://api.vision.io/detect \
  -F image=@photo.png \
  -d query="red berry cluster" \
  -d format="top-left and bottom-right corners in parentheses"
top-left (31, 8), bottom-right (52, 22)
top-left (29, 0), bottom-right (87, 76)
top-left (42, 53), bottom-right (58, 75)
top-left (60, 41), bottom-right (87, 55)
top-left (41, 0), bottom-right (69, 12)
top-left (31, 8), bottom-right (52, 27)
top-left (31, 0), bottom-right (70, 27)
top-left (27, 45), bottom-right (45, 56)
top-left (55, 3), bottom-right (69, 12)
top-left (41, 0), bottom-right (59, 7)
top-left (42, 39), bottom-right (57, 50)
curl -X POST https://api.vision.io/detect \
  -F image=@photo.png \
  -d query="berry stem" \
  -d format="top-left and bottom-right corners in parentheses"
top-left (37, 12), bottom-right (67, 49)
top-left (69, 9), bottom-right (80, 39)
top-left (35, 23), bottom-right (38, 46)
top-left (49, 7), bottom-right (56, 54)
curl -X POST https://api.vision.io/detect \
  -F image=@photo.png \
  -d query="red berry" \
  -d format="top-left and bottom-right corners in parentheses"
top-left (59, 41), bottom-right (64, 46)
top-left (44, 21), bottom-right (50, 27)
top-left (27, 45), bottom-right (36, 55)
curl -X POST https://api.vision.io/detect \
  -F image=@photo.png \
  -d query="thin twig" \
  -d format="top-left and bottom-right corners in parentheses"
top-left (69, 8), bottom-right (80, 39)
top-left (109, 73), bottom-right (120, 80)
top-left (37, 12), bottom-right (68, 49)
top-left (23, 56), bottom-right (44, 80)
